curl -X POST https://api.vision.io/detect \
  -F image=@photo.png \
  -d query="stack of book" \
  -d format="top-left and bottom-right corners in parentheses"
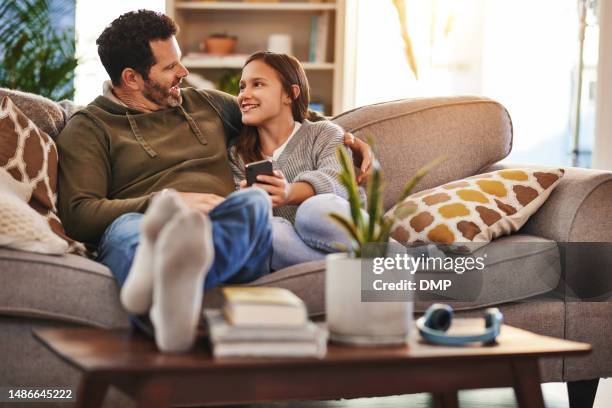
top-left (204, 287), bottom-right (328, 358)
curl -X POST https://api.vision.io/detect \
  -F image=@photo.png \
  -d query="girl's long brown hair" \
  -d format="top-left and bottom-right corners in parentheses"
top-left (235, 51), bottom-right (313, 165)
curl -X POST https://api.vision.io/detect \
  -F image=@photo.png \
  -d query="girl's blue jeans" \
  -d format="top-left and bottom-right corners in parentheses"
top-left (270, 193), bottom-right (361, 270)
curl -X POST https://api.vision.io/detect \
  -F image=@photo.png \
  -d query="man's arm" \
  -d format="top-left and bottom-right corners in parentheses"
top-left (308, 112), bottom-right (373, 184)
top-left (57, 114), bottom-right (153, 246)
top-left (197, 89), bottom-right (243, 145)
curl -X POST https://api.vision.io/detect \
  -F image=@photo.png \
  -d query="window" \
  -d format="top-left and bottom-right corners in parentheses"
top-left (353, 0), bottom-right (598, 167)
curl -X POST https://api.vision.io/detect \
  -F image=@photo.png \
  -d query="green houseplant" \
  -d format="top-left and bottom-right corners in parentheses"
top-left (330, 145), bottom-right (444, 257)
top-left (0, 0), bottom-right (78, 101)
top-left (325, 143), bottom-right (444, 346)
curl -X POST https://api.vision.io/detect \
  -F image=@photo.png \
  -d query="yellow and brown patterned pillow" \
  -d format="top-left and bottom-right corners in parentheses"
top-left (0, 96), bottom-right (84, 254)
top-left (386, 168), bottom-right (564, 250)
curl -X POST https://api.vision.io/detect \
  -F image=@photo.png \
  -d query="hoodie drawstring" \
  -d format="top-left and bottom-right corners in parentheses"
top-left (126, 105), bottom-right (209, 157)
top-left (177, 105), bottom-right (208, 146)
top-left (126, 112), bottom-right (158, 158)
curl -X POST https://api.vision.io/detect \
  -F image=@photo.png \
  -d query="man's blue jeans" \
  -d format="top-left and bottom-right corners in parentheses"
top-left (97, 188), bottom-right (273, 294)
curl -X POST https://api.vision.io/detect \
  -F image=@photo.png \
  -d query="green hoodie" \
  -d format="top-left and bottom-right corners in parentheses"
top-left (56, 88), bottom-right (242, 246)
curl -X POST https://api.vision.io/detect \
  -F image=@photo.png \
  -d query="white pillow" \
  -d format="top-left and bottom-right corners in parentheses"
top-left (0, 169), bottom-right (68, 255)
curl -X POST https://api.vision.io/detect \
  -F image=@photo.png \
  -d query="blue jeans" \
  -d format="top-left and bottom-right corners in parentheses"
top-left (97, 188), bottom-right (273, 292)
top-left (271, 193), bottom-right (365, 270)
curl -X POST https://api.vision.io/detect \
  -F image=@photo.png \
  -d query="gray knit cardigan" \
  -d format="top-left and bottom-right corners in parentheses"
top-left (228, 119), bottom-right (363, 223)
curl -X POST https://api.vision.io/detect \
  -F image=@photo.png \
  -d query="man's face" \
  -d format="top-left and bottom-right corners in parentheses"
top-left (143, 37), bottom-right (189, 108)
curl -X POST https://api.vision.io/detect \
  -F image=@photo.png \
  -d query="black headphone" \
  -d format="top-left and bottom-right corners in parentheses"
top-left (416, 304), bottom-right (503, 346)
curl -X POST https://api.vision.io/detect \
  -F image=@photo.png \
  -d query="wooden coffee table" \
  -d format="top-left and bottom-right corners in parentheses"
top-left (33, 320), bottom-right (590, 408)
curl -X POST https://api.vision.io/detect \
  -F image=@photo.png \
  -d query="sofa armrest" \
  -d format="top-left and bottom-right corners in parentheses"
top-left (484, 163), bottom-right (612, 301)
top-left (484, 163), bottom-right (612, 243)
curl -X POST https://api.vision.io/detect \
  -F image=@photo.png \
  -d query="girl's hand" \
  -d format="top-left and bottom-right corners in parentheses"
top-left (253, 170), bottom-right (291, 207)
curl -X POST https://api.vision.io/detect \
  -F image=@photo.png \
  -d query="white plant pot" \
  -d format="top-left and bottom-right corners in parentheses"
top-left (325, 252), bottom-right (413, 346)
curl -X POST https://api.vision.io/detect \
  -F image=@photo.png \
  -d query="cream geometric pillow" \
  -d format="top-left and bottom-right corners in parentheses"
top-left (386, 168), bottom-right (564, 250)
top-left (0, 169), bottom-right (68, 254)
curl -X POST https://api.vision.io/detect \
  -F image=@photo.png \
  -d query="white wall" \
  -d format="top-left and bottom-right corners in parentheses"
top-left (74, 0), bottom-right (165, 105)
top-left (593, 0), bottom-right (612, 170)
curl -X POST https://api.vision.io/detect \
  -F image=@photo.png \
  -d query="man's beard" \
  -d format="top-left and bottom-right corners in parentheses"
top-left (143, 78), bottom-right (182, 108)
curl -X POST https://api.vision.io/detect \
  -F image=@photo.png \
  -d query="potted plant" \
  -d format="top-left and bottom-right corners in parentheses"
top-left (326, 143), bottom-right (443, 345)
top-left (0, 0), bottom-right (78, 100)
top-left (204, 33), bottom-right (238, 55)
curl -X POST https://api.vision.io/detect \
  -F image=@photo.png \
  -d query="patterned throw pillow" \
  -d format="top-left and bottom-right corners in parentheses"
top-left (0, 96), bottom-right (84, 254)
top-left (386, 168), bottom-right (564, 250)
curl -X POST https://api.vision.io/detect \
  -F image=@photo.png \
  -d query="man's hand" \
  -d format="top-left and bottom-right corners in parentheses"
top-left (343, 132), bottom-right (373, 184)
top-left (176, 192), bottom-right (224, 214)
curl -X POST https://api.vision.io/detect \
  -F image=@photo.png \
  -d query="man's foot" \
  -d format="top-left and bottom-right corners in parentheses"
top-left (149, 210), bottom-right (214, 353)
top-left (120, 190), bottom-right (186, 314)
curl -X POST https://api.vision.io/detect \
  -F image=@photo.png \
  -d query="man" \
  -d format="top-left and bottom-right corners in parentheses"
top-left (57, 10), bottom-right (371, 352)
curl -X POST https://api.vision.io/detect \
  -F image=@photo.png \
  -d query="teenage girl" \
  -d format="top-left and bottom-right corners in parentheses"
top-left (229, 51), bottom-right (366, 270)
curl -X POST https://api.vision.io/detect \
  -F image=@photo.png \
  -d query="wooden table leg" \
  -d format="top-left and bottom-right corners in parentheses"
top-left (433, 391), bottom-right (459, 408)
top-left (75, 374), bottom-right (108, 408)
top-left (512, 359), bottom-right (545, 408)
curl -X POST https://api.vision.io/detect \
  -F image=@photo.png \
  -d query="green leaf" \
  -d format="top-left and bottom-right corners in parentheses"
top-left (0, 0), bottom-right (77, 101)
top-left (366, 157), bottom-right (383, 243)
top-left (336, 146), bottom-right (365, 233)
top-left (328, 212), bottom-right (363, 244)
top-left (376, 216), bottom-right (396, 244)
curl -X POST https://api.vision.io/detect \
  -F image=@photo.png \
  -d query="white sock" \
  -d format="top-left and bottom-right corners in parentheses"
top-left (120, 190), bottom-right (186, 314)
top-left (149, 210), bottom-right (214, 353)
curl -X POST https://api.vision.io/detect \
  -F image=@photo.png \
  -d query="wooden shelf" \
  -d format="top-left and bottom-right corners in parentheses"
top-left (168, 0), bottom-right (345, 115)
top-left (182, 55), bottom-right (335, 70)
top-left (175, 2), bottom-right (337, 11)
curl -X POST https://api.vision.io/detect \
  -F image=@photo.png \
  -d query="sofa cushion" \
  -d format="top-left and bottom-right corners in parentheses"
top-left (0, 96), bottom-right (84, 253)
top-left (332, 96), bottom-right (513, 210)
top-left (386, 168), bottom-right (564, 251)
top-left (0, 248), bottom-right (128, 328)
top-left (0, 88), bottom-right (66, 139)
top-left (203, 234), bottom-right (561, 316)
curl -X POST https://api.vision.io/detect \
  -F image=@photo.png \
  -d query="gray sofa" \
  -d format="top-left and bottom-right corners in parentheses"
top-left (1, 91), bottom-right (611, 407)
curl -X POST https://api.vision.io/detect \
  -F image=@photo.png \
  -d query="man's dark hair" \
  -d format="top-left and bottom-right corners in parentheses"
top-left (96, 10), bottom-right (178, 86)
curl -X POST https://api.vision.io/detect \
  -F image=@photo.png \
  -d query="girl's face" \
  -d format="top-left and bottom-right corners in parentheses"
top-left (238, 60), bottom-right (293, 126)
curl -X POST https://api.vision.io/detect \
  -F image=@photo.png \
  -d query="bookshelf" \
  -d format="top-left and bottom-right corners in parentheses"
top-left (166, 0), bottom-right (347, 116)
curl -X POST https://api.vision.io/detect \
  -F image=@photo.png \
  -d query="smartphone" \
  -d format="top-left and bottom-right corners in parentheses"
top-left (246, 159), bottom-right (274, 186)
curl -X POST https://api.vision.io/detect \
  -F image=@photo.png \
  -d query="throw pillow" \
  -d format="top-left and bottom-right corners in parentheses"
top-left (0, 169), bottom-right (68, 254)
top-left (0, 96), bottom-right (84, 254)
top-left (387, 168), bottom-right (565, 250)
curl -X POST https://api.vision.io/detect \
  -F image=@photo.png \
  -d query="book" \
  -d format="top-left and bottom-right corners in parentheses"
top-left (204, 309), bottom-right (319, 343)
top-left (222, 287), bottom-right (308, 327)
top-left (315, 11), bottom-right (330, 62)
top-left (204, 309), bottom-right (328, 358)
top-left (308, 15), bottom-right (318, 62)
top-left (211, 340), bottom-right (324, 358)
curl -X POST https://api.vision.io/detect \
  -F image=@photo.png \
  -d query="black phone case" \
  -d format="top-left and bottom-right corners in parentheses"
top-left (246, 160), bottom-right (274, 186)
